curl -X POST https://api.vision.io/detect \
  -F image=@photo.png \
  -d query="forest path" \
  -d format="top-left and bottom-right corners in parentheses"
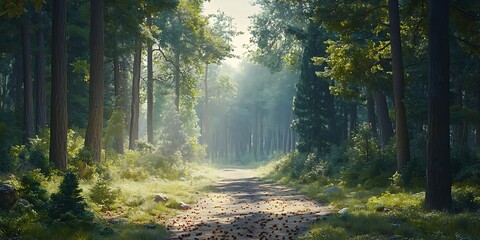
top-left (166, 168), bottom-right (329, 239)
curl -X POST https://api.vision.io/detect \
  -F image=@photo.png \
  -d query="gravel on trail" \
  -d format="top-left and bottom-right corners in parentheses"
top-left (167, 168), bottom-right (330, 240)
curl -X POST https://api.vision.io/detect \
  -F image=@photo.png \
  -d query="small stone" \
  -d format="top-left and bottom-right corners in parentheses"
top-left (153, 193), bottom-right (169, 203)
top-left (179, 202), bottom-right (191, 210)
top-left (338, 207), bottom-right (349, 215)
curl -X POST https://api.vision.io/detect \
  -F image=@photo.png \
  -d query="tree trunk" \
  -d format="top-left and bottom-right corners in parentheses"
top-left (367, 96), bottom-right (377, 136)
top-left (174, 50), bottom-right (180, 112)
top-left (204, 63), bottom-right (209, 156)
top-left (22, 16), bottom-right (34, 144)
top-left (425, 0), bottom-right (451, 211)
top-left (129, 42), bottom-right (141, 150)
top-left (454, 72), bottom-right (466, 148)
top-left (147, 17), bottom-right (154, 144)
top-left (375, 93), bottom-right (394, 146)
top-left (34, 11), bottom-right (46, 131)
top-left (113, 51), bottom-right (124, 154)
top-left (349, 103), bottom-right (357, 133)
top-left (50, 0), bottom-right (68, 169)
top-left (388, 0), bottom-right (410, 172)
top-left (14, 53), bottom-right (23, 128)
top-left (475, 85), bottom-right (480, 147)
top-left (85, 0), bottom-right (105, 164)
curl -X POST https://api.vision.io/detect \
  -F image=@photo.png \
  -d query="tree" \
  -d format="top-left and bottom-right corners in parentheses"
top-left (85, 0), bottom-right (105, 163)
top-left (21, 14), bottom-right (34, 143)
top-left (388, 0), bottom-right (410, 172)
top-left (147, 17), bottom-right (154, 144)
top-left (49, 0), bottom-right (68, 169)
top-left (34, 10), bottom-right (46, 131)
top-left (425, 0), bottom-right (451, 210)
top-left (129, 41), bottom-right (141, 150)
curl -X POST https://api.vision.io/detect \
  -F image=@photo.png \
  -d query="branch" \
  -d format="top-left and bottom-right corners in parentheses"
top-left (450, 4), bottom-right (480, 21)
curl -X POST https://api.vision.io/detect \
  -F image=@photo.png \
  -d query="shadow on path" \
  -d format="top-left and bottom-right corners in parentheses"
top-left (167, 168), bottom-right (329, 240)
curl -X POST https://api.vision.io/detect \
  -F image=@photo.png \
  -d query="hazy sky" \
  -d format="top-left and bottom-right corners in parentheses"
top-left (203, 1), bottom-right (260, 68)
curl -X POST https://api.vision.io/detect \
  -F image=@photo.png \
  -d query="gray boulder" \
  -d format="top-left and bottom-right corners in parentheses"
top-left (0, 183), bottom-right (19, 210)
top-left (153, 193), bottom-right (169, 203)
top-left (324, 186), bottom-right (341, 195)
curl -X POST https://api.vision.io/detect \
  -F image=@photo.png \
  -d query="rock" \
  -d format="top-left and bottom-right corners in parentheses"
top-left (338, 207), bottom-right (349, 215)
top-left (108, 218), bottom-right (128, 224)
top-left (153, 193), bottom-right (169, 203)
top-left (17, 198), bottom-right (30, 207)
top-left (324, 186), bottom-right (341, 195)
top-left (179, 202), bottom-right (191, 210)
top-left (0, 183), bottom-right (19, 210)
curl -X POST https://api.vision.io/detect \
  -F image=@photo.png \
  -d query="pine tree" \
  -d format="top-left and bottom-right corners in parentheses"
top-left (50, 172), bottom-right (88, 220)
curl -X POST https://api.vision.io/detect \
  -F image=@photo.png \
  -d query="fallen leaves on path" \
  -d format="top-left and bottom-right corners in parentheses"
top-left (167, 169), bottom-right (329, 240)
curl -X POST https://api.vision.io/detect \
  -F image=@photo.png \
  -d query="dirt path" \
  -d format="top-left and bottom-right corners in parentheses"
top-left (166, 168), bottom-right (329, 240)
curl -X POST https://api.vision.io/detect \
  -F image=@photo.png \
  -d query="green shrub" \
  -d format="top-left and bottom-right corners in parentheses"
top-left (89, 178), bottom-right (120, 210)
top-left (119, 167), bottom-right (149, 181)
top-left (19, 170), bottom-right (49, 211)
top-left (49, 172), bottom-right (91, 222)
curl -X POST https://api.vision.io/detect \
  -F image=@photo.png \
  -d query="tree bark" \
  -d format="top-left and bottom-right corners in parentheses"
top-left (425, 0), bottom-right (451, 211)
top-left (367, 96), bottom-right (377, 136)
top-left (113, 51), bottom-right (124, 154)
top-left (147, 17), bottom-right (154, 144)
top-left (375, 93), bottom-right (394, 146)
top-left (50, 0), bottom-right (68, 169)
top-left (14, 53), bottom-right (23, 129)
top-left (388, 0), bottom-right (410, 172)
top-left (129, 42), bottom-right (141, 150)
top-left (85, 0), bottom-right (105, 163)
top-left (34, 11), bottom-right (46, 131)
top-left (204, 63), bottom-right (209, 156)
top-left (174, 50), bottom-right (180, 112)
top-left (22, 16), bottom-right (34, 144)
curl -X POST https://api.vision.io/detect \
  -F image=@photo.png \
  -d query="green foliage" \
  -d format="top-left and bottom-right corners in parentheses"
top-left (89, 178), bottom-right (120, 210)
top-left (341, 123), bottom-right (395, 188)
top-left (19, 170), bottom-right (49, 211)
top-left (49, 172), bottom-right (91, 222)
top-left (119, 167), bottom-right (149, 181)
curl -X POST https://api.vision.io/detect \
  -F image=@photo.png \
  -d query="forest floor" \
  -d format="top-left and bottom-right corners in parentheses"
top-left (166, 168), bottom-right (330, 239)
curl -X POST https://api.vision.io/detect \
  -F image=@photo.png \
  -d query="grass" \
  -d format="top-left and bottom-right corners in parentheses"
top-left (0, 163), bottom-right (218, 240)
top-left (260, 160), bottom-right (480, 240)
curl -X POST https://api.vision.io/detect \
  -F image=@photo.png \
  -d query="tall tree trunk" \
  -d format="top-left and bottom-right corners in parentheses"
top-left (475, 85), bottom-right (480, 147)
top-left (50, 0), bottom-right (68, 169)
top-left (34, 11), bottom-right (46, 131)
top-left (147, 17), bottom-right (154, 144)
top-left (349, 103), bottom-right (357, 133)
top-left (22, 16), bottom-right (34, 144)
top-left (113, 51), bottom-right (124, 154)
top-left (454, 69), bottom-right (466, 148)
top-left (85, 0), bottom-right (105, 163)
top-left (425, 0), bottom-right (451, 211)
top-left (204, 63), bottom-right (209, 156)
top-left (174, 50), bottom-right (180, 112)
top-left (375, 93), bottom-right (394, 146)
top-left (367, 95), bottom-right (377, 136)
top-left (388, 0), bottom-right (410, 172)
top-left (129, 42), bottom-right (141, 150)
top-left (14, 53), bottom-right (23, 128)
